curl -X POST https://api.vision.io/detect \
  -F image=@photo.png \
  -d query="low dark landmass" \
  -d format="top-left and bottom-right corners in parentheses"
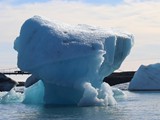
top-left (0, 71), bottom-right (135, 91)
top-left (103, 71), bottom-right (135, 86)
top-left (0, 73), bottom-right (18, 91)
top-left (2, 71), bottom-right (31, 75)
top-left (17, 81), bottom-right (25, 86)
top-left (15, 71), bottom-right (136, 87)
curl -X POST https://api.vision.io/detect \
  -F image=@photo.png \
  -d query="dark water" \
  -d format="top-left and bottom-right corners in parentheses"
top-left (1, 91), bottom-right (160, 120)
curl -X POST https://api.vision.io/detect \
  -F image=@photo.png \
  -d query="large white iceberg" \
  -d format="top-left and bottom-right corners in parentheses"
top-left (129, 63), bottom-right (160, 91)
top-left (14, 16), bottom-right (134, 106)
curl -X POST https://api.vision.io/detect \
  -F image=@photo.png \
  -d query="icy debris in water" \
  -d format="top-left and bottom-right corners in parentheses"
top-left (0, 88), bottom-right (23, 103)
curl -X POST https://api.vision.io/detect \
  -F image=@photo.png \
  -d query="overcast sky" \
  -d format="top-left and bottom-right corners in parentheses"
top-left (0, 0), bottom-right (160, 71)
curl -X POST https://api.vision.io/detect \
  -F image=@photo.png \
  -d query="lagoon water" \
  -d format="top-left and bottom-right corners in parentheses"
top-left (1, 86), bottom-right (160, 120)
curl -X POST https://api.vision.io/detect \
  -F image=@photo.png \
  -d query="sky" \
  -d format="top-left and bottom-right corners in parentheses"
top-left (0, 0), bottom-right (160, 72)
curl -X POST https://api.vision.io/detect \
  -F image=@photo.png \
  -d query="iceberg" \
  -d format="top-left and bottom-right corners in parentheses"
top-left (14, 16), bottom-right (134, 106)
top-left (129, 63), bottom-right (160, 91)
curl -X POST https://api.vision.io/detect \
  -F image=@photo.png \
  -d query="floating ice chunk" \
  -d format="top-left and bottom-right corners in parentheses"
top-left (14, 16), bottom-right (134, 106)
top-left (78, 82), bottom-right (104, 106)
top-left (78, 82), bottom-right (117, 106)
top-left (112, 87), bottom-right (127, 100)
top-left (0, 89), bottom-right (23, 103)
top-left (129, 63), bottom-right (160, 90)
top-left (23, 80), bottom-right (44, 104)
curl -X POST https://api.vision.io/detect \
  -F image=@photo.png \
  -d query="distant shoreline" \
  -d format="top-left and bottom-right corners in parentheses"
top-left (1, 71), bottom-right (136, 91)
top-left (14, 71), bottom-right (135, 87)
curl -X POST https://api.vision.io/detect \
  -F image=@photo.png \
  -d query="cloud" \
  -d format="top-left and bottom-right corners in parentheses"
top-left (81, 0), bottom-right (124, 5)
top-left (0, 0), bottom-right (51, 5)
top-left (124, 0), bottom-right (160, 3)
top-left (0, 0), bottom-right (160, 69)
top-left (0, 0), bottom-right (159, 35)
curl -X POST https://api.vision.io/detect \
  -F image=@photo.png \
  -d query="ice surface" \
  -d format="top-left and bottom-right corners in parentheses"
top-left (23, 80), bottom-right (44, 104)
top-left (0, 89), bottom-right (23, 103)
top-left (129, 63), bottom-right (160, 90)
top-left (78, 82), bottom-right (117, 106)
top-left (14, 16), bottom-right (133, 106)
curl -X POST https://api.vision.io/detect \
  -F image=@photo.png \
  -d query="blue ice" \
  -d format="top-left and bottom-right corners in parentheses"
top-left (14, 16), bottom-right (134, 106)
top-left (129, 63), bottom-right (160, 90)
